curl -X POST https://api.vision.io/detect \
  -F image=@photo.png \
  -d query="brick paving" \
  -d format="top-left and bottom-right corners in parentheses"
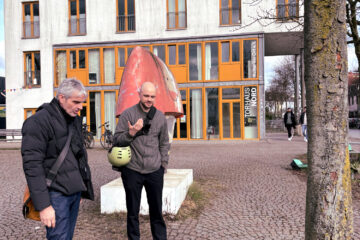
top-left (0, 133), bottom-right (359, 239)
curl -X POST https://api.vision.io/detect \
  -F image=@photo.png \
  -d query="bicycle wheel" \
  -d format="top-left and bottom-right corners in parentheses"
top-left (100, 134), bottom-right (111, 150)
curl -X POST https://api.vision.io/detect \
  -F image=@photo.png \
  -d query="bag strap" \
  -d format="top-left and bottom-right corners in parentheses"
top-left (46, 126), bottom-right (73, 187)
top-left (146, 106), bottom-right (157, 120)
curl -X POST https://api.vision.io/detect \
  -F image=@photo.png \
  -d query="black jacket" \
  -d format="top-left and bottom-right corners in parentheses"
top-left (22, 98), bottom-right (94, 211)
top-left (300, 112), bottom-right (306, 125)
top-left (283, 111), bottom-right (296, 127)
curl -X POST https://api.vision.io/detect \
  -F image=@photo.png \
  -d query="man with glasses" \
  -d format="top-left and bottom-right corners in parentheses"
top-left (113, 81), bottom-right (170, 240)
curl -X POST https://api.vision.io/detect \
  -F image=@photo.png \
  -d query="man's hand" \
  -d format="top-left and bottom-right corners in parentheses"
top-left (40, 205), bottom-right (56, 228)
top-left (128, 119), bottom-right (143, 136)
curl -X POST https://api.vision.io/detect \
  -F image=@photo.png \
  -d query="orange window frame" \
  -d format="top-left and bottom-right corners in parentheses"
top-left (242, 38), bottom-right (259, 80)
top-left (173, 88), bottom-right (188, 140)
top-left (22, 2), bottom-right (39, 38)
top-left (68, 0), bottom-right (86, 35)
top-left (24, 51), bottom-right (41, 88)
top-left (219, 86), bottom-right (242, 139)
top-left (54, 49), bottom-right (68, 87)
top-left (219, 0), bottom-right (241, 26)
top-left (167, 44), bottom-right (187, 66)
top-left (24, 108), bottom-right (37, 120)
top-left (166, 0), bottom-right (187, 29)
top-left (116, 0), bottom-right (136, 32)
top-left (187, 42), bottom-right (204, 82)
top-left (204, 41), bottom-right (219, 81)
top-left (276, 0), bottom-right (299, 20)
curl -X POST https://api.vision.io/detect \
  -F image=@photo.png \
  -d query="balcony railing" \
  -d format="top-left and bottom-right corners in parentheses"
top-left (23, 20), bottom-right (40, 38)
top-left (24, 71), bottom-right (41, 88)
top-left (69, 16), bottom-right (86, 35)
top-left (117, 15), bottom-right (136, 32)
top-left (276, 3), bottom-right (299, 21)
top-left (220, 7), bottom-right (241, 25)
top-left (167, 11), bottom-right (187, 29)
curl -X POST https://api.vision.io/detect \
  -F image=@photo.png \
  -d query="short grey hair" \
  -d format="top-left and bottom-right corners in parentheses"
top-left (56, 78), bottom-right (87, 99)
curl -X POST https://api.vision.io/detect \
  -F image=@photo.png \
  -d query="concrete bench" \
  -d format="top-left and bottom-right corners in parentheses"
top-left (101, 169), bottom-right (193, 215)
top-left (0, 129), bottom-right (22, 141)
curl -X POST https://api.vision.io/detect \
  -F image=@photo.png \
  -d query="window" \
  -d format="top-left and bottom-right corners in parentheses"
top-left (104, 48), bottom-right (115, 84)
top-left (168, 44), bottom-right (186, 65)
top-left (243, 40), bottom-right (257, 78)
top-left (55, 50), bottom-right (67, 86)
top-left (167, 0), bottom-right (187, 29)
top-left (189, 43), bottom-right (202, 81)
top-left (89, 49), bottom-right (100, 84)
top-left (70, 50), bottom-right (86, 69)
top-left (23, 2), bottom-right (39, 38)
top-left (24, 52), bottom-right (41, 88)
top-left (152, 45), bottom-right (166, 62)
top-left (221, 41), bottom-right (240, 63)
top-left (244, 86), bottom-right (258, 139)
top-left (205, 42), bottom-right (218, 80)
top-left (276, 0), bottom-right (299, 21)
top-left (24, 108), bottom-right (37, 120)
top-left (69, 0), bottom-right (86, 35)
top-left (220, 0), bottom-right (241, 25)
top-left (117, 0), bottom-right (135, 32)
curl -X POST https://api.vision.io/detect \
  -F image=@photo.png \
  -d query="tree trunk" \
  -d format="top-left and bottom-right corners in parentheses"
top-left (304, 0), bottom-right (353, 239)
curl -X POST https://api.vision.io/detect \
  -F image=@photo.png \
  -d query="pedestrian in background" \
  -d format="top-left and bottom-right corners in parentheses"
top-left (300, 106), bottom-right (308, 142)
top-left (283, 108), bottom-right (296, 141)
top-left (21, 78), bottom-right (94, 239)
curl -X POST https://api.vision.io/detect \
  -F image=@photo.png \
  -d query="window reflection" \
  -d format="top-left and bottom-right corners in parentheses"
top-left (243, 40), bottom-right (257, 78)
top-left (189, 44), bottom-right (202, 81)
top-left (205, 42), bottom-right (218, 80)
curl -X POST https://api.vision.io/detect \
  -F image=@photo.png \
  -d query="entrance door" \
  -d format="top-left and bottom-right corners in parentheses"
top-left (174, 89), bottom-right (188, 140)
top-left (222, 100), bottom-right (241, 139)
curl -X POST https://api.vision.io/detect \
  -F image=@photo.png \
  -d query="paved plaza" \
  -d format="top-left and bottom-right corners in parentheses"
top-left (0, 133), bottom-right (359, 239)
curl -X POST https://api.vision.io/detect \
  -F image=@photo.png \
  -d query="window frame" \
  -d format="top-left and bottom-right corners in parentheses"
top-left (167, 0), bottom-right (187, 30)
top-left (276, 0), bottom-right (299, 21)
top-left (219, 0), bottom-right (241, 26)
top-left (24, 108), bottom-right (37, 120)
top-left (68, 0), bottom-right (87, 36)
top-left (22, 1), bottom-right (40, 39)
top-left (116, 0), bottom-right (136, 33)
top-left (24, 51), bottom-right (41, 88)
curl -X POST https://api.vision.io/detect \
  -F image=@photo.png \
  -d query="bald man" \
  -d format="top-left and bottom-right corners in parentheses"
top-left (113, 82), bottom-right (170, 240)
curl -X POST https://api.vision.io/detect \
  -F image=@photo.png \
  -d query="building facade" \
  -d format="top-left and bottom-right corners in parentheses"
top-left (5, 0), bottom-right (303, 140)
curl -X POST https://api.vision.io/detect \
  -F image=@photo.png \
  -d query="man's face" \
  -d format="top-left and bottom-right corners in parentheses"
top-left (139, 87), bottom-right (156, 111)
top-left (58, 90), bottom-right (86, 117)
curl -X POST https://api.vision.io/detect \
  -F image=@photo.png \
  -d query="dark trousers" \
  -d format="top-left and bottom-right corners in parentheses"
top-left (121, 167), bottom-right (166, 240)
top-left (285, 124), bottom-right (293, 138)
top-left (46, 190), bottom-right (81, 240)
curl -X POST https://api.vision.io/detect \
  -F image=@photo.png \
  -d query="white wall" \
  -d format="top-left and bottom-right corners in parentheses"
top-left (4, 0), bottom-right (303, 129)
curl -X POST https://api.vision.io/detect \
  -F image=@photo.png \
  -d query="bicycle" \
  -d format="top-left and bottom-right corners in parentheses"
top-left (99, 121), bottom-right (114, 150)
top-left (82, 124), bottom-right (94, 149)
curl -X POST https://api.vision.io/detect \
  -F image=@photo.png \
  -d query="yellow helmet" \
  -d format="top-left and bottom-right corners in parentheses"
top-left (107, 146), bottom-right (131, 167)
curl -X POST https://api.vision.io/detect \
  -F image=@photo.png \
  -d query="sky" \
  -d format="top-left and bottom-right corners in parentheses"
top-left (0, 0), bottom-right (357, 83)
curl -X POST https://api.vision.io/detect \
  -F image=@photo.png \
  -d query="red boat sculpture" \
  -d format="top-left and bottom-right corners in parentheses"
top-left (116, 46), bottom-right (183, 118)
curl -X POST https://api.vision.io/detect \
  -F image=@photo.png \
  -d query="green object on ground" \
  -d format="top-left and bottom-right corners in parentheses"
top-left (292, 159), bottom-right (308, 168)
top-left (349, 144), bottom-right (353, 151)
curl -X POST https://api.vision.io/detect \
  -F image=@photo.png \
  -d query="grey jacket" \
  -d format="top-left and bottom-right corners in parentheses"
top-left (113, 103), bottom-right (170, 174)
